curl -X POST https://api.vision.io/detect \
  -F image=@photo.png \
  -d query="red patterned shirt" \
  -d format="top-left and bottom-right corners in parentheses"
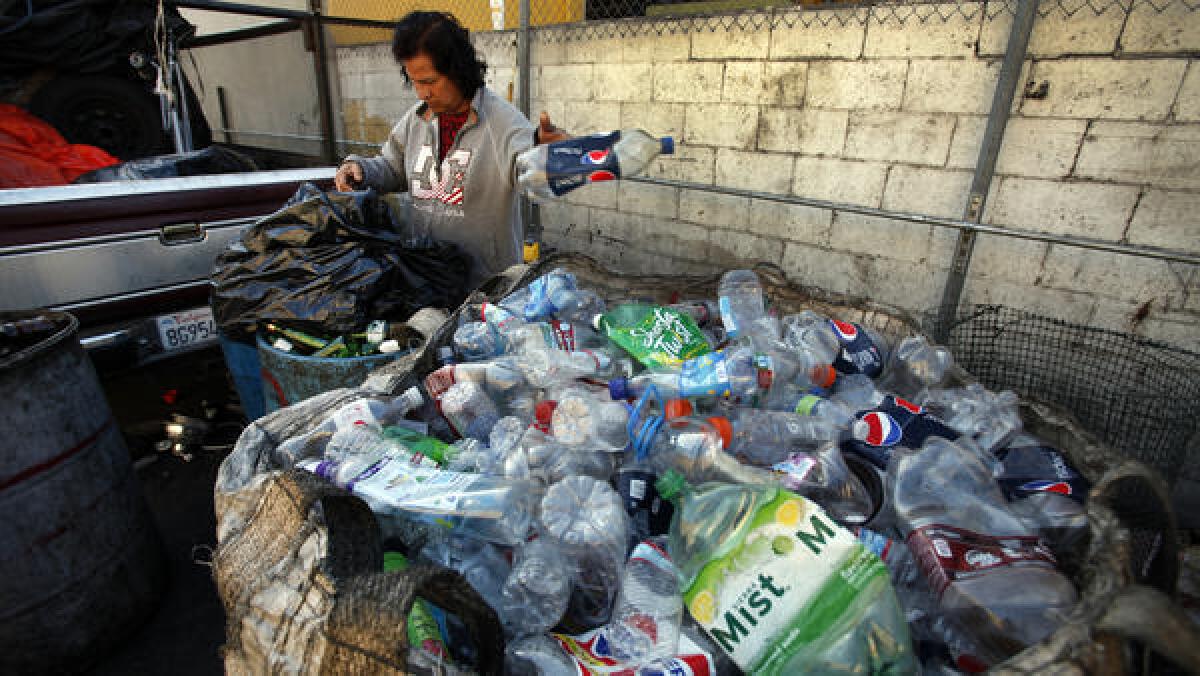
top-left (437, 110), bottom-right (469, 162)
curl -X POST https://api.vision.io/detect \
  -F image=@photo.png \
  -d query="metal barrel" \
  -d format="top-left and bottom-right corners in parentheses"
top-left (256, 334), bottom-right (410, 413)
top-left (0, 311), bottom-right (166, 674)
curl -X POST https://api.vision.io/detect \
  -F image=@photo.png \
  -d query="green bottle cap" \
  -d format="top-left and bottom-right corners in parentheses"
top-left (794, 394), bottom-right (822, 416)
top-left (655, 469), bottom-right (688, 502)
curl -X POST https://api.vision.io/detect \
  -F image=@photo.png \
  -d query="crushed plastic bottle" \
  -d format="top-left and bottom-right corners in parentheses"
top-left (920, 384), bottom-right (1023, 455)
top-left (499, 539), bottom-right (573, 637)
top-left (888, 437), bottom-right (1078, 671)
top-left (717, 269), bottom-right (766, 341)
top-left (606, 538), bottom-right (683, 664)
top-left (877, 335), bottom-right (954, 399)
top-left (656, 469), bottom-right (916, 674)
top-left (517, 129), bottom-right (674, 199)
top-left (551, 392), bottom-right (631, 451)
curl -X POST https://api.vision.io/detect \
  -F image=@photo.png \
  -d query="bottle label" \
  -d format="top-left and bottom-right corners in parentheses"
top-left (299, 457), bottom-right (484, 516)
top-left (853, 527), bottom-right (893, 561)
top-left (552, 626), bottom-right (715, 675)
top-left (683, 493), bottom-right (891, 673)
top-left (544, 131), bottom-right (622, 196)
top-left (679, 351), bottom-right (731, 398)
top-left (550, 320), bottom-right (577, 351)
top-left (994, 445), bottom-right (1089, 503)
top-left (906, 524), bottom-right (1058, 599)
top-left (771, 453), bottom-right (818, 490)
top-left (616, 470), bottom-right (675, 541)
top-left (717, 296), bottom-right (737, 337)
top-left (602, 304), bottom-right (711, 369)
top-left (841, 395), bottom-right (960, 469)
top-left (828, 319), bottom-right (886, 378)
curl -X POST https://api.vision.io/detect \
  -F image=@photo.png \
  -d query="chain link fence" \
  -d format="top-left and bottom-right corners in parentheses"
top-left (321, 0), bottom-right (1197, 41)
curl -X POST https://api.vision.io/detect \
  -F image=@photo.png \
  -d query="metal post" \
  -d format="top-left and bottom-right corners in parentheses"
top-left (217, 86), bottom-right (233, 144)
top-left (517, 0), bottom-right (540, 258)
top-left (309, 0), bottom-right (338, 164)
top-left (935, 0), bottom-right (1038, 340)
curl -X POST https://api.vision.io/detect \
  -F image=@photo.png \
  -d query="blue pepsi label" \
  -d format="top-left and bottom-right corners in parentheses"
top-left (829, 319), bottom-right (885, 378)
top-left (544, 131), bottom-right (622, 196)
top-left (995, 444), bottom-right (1089, 503)
top-left (841, 395), bottom-right (959, 468)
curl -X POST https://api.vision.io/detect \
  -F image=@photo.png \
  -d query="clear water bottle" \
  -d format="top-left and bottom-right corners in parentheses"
top-left (781, 310), bottom-right (841, 366)
top-left (498, 539), bottom-right (572, 636)
top-left (439, 380), bottom-right (501, 441)
top-left (330, 388), bottom-right (424, 432)
top-left (877, 335), bottom-right (954, 399)
top-left (888, 437), bottom-right (1077, 670)
top-left (517, 129), bottom-right (674, 199)
top-left (539, 476), bottom-right (630, 630)
top-left (919, 383), bottom-right (1023, 455)
top-left (716, 408), bottom-right (844, 466)
top-left (791, 393), bottom-right (855, 427)
top-left (550, 392), bottom-right (631, 451)
top-left (453, 321), bottom-right (502, 361)
top-left (628, 401), bottom-right (773, 486)
top-left (607, 538), bottom-right (683, 664)
top-left (716, 269), bottom-right (766, 340)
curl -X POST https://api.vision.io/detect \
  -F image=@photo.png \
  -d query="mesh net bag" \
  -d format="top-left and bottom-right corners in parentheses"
top-left (214, 252), bottom-right (1199, 674)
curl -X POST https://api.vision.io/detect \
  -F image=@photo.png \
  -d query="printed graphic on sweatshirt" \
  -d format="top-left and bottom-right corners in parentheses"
top-left (410, 144), bottom-right (471, 206)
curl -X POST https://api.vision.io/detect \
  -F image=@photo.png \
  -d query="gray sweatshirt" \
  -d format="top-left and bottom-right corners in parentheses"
top-left (347, 87), bottom-right (535, 287)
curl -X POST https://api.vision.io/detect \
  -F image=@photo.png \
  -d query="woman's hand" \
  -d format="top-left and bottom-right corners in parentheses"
top-left (335, 161), bottom-right (364, 192)
top-left (535, 111), bottom-right (571, 144)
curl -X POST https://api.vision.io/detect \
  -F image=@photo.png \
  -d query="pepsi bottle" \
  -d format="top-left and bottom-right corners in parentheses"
top-left (828, 318), bottom-right (891, 378)
top-left (841, 394), bottom-right (961, 469)
top-left (994, 432), bottom-right (1089, 503)
top-left (516, 129), bottom-right (674, 199)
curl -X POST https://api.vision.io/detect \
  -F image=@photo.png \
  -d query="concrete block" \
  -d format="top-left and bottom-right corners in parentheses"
top-left (882, 166), bottom-right (973, 218)
top-left (830, 212), bottom-right (937, 265)
top-left (764, 62), bottom-right (808, 107)
top-left (594, 62), bottom-right (652, 103)
top-left (644, 144), bottom-right (716, 184)
top-left (793, 156), bottom-right (888, 208)
top-left (1129, 189), bottom-right (1200, 251)
top-left (978, 6), bottom-right (1122, 57)
top-left (565, 179), bottom-right (618, 209)
top-left (537, 64), bottom-right (593, 101)
top-left (1175, 64), bottom-right (1200, 122)
top-left (1132, 313), bottom-right (1200, 353)
top-left (678, 188), bottom-right (750, 229)
top-left (844, 112), bottom-right (955, 166)
top-left (340, 72), bottom-right (366, 101)
top-left (963, 233), bottom-right (1049, 286)
top-left (683, 104), bottom-right (759, 149)
top-left (566, 35), bottom-right (623, 64)
top-left (1121, 3), bottom-right (1200, 53)
top-left (538, 202), bottom-right (591, 233)
top-left (1040, 244), bottom-right (1184, 303)
top-left (759, 108), bottom-right (848, 156)
top-left (869, 256), bottom-right (948, 315)
top-left (782, 241), bottom-right (872, 297)
top-left (708, 228), bottom-right (785, 268)
top-left (951, 116), bottom-right (1087, 177)
top-left (987, 177), bottom-right (1140, 240)
top-left (473, 33), bottom-right (516, 66)
top-left (960, 279), bottom-right (1097, 325)
top-left (561, 101), bottom-right (621, 136)
top-left (864, 3), bottom-right (983, 58)
top-left (617, 181), bottom-right (679, 219)
top-left (769, 11), bottom-right (865, 59)
top-left (807, 60), bottom-right (907, 110)
top-left (946, 115), bottom-right (986, 170)
top-left (723, 62), bottom-right (770, 105)
top-left (485, 67), bottom-right (516, 97)
top-left (621, 102), bottom-right (685, 140)
top-left (692, 22), bottom-right (771, 60)
top-left (903, 60), bottom-right (1001, 115)
top-left (653, 62), bottom-right (726, 104)
top-left (530, 100), bottom-right (566, 131)
top-left (715, 148), bottom-right (794, 195)
top-left (748, 198), bottom-right (833, 245)
top-left (1020, 59), bottom-right (1187, 121)
top-left (1074, 122), bottom-right (1200, 191)
top-left (628, 215), bottom-right (713, 262)
top-left (531, 33), bottom-right (566, 65)
top-left (363, 71), bottom-right (400, 97)
top-left (622, 32), bottom-right (690, 62)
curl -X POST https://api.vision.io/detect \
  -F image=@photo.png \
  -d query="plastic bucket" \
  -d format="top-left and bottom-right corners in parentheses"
top-left (0, 310), bottom-right (166, 674)
top-left (220, 335), bottom-right (266, 421)
top-left (256, 334), bottom-right (411, 413)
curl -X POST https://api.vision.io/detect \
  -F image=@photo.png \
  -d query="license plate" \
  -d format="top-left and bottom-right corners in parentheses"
top-left (155, 307), bottom-right (218, 352)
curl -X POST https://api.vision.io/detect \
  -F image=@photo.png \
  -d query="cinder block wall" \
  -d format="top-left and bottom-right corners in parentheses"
top-left (337, 4), bottom-right (1200, 351)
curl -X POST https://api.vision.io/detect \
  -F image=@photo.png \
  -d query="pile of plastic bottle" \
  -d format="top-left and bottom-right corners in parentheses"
top-left (282, 267), bottom-right (1092, 675)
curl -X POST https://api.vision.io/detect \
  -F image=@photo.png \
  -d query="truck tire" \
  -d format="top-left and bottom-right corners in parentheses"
top-left (29, 74), bottom-right (169, 161)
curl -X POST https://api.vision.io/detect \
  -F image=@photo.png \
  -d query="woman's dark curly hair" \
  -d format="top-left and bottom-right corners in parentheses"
top-left (392, 11), bottom-right (487, 100)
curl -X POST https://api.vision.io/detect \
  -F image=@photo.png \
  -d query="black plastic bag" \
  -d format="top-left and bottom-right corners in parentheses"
top-left (210, 184), bottom-right (472, 340)
top-left (73, 146), bottom-right (258, 183)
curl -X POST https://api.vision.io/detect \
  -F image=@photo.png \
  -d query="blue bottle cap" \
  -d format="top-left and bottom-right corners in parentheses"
top-left (609, 377), bottom-right (630, 400)
top-left (660, 137), bottom-right (675, 155)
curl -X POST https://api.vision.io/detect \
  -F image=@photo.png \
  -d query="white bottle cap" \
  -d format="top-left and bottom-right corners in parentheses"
top-left (379, 339), bottom-right (402, 353)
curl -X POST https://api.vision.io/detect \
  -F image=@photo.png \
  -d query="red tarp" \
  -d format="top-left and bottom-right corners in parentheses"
top-left (0, 104), bottom-right (119, 188)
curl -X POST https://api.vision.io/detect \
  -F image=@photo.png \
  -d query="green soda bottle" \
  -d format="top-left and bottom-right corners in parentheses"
top-left (656, 471), bottom-right (916, 675)
top-left (594, 303), bottom-right (711, 369)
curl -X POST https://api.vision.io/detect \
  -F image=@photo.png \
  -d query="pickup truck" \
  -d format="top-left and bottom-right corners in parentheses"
top-left (0, 166), bottom-right (334, 372)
